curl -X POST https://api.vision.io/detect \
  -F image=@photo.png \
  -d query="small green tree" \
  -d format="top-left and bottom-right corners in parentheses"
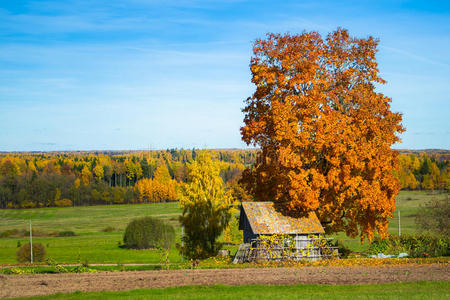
top-left (16, 242), bottom-right (46, 263)
top-left (415, 198), bottom-right (449, 236)
top-left (123, 216), bottom-right (175, 250)
top-left (179, 151), bottom-right (233, 259)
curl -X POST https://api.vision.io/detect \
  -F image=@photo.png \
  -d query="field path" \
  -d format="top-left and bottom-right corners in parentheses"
top-left (1, 264), bottom-right (449, 298)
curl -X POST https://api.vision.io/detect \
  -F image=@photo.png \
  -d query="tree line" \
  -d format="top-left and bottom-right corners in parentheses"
top-left (0, 149), bottom-right (255, 209)
top-left (395, 152), bottom-right (449, 190)
top-left (0, 149), bottom-right (447, 209)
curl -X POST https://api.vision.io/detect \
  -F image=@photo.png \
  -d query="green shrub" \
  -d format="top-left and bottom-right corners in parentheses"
top-left (123, 216), bottom-right (175, 250)
top-left (102, 226), bottom-right (115, 232)
top-left (368, 237), bottom-right (390, 254)
top-left (24, 229), bottom-right (51, 237)
top-left (415, 198), bottom-right (449, 236)
top-left (16, 242), bottom-right (47, 263)
top-left (368, 234), bottom-right (450, 257)
top-left (0, 229), bottom-right (20, 238)
top-left (58, 230), bottom-right (76, 237)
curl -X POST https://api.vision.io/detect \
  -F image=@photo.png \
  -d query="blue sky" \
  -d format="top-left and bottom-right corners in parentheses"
top-left (0, 0), bottom-right (449, 151)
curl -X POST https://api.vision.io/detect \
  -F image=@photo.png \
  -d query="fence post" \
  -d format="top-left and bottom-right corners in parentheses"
top-left (398, 210), bottom-right (401, 237)
top-left (181, 226), bottom-right (184, 261)
top-left (30, 220), bottom-right (33, 264)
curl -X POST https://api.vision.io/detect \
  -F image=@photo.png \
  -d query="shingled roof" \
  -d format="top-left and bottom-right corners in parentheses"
top-left (240, 202), bottom-right (325, 235)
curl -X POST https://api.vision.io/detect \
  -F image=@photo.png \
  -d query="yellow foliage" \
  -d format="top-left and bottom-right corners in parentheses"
top-left (179, 150), bottom-right (233, 259)
top-left (93, 165), bottom-right (104, 182)
top-left (81, 166), bottom-right (92, 186)
top-left (180, 151), bottom-right (233, 210)
top-left (135, 177), bottom-right (178, 203)
top-left (154, 164), bottom-right (172, 183)
top-left (54, 198), bottom-right (73, 207)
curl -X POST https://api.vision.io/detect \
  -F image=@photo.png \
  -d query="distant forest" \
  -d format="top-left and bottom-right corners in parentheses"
top-left (0, 149), bottom-right (448, 209)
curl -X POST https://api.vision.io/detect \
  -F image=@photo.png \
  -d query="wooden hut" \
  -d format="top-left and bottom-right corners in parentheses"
top-left (235, 202), bottom-right (333, 263)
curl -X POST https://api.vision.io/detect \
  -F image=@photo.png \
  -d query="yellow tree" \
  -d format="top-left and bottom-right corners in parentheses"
top-left (179, 151), bottom-right (232, 259)
top-left (241, 29), bottom-right (404, 241)
top-left (0, 157), bottom-right (20, 178)
top-left (73, 178), bottom-right (81, 206)
top-left (430, 162), bottom-right (441, 189)
top-left (405, 173), bottom-right (419, 190)
top-left (135, 178), bottom-right (152, 203)
top-left (153, 163), bottom-right (177, 202)
top-left (93, 164), bottom-right (104, 182)
top-left (27, 160), bottom-right (37, 176)
top-left (154, 164), bottom-right (172, 183)
top-left (135, 163), bottom-right (178, 203)
top-left (81, 166), bottom-right (92, 186)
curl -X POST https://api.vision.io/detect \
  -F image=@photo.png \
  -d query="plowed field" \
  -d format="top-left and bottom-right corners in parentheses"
top-left (1, 264), bottom-right (448, 298)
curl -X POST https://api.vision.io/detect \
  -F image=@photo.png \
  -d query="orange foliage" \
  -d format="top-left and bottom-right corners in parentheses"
top-left (240, 29), bottom-right (404, 241)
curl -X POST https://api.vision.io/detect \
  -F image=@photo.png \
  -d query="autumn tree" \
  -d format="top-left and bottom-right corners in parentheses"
top-left (154, 163), bottom-right (172, 183)
top-left (178, 151), bottom-right (232, 259)
top-left (93, 164), bottom-right (104, 182)
top-left (396, 154), bottom-right (419, 190)
top-left (81, 166), bottom-right (92, 186)
top-left (135, 162), bottom-right (178, 203)
top-left (240, 29), bottom-right (404, 241)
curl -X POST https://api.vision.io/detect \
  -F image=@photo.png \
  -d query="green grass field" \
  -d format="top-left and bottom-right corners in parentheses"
top-left (0, 202), bottom-right (183, 265)
top-left (15, 282), bottom-right (450, 300)
top-left (387, 190), bottom-right (448, 235)
top-left (0, 191), bottom-right (447, 265)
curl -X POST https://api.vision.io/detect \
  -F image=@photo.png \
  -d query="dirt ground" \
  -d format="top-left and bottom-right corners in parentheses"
top-left (0, 264), bottom-right (449, 298)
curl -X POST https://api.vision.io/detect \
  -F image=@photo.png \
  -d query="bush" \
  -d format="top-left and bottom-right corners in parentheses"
top-left (54, 198), bottom-right (73, 207)
top-left (58, 230), bottom-right (76, 237)
top-left (1, 229), bottom-right (53, 238)
top-left (368, 234), bottom-right (450, 257)
top-left (24, 229), bottom-right (55, 237)
top-left (415, 198), bottom-right (449, 236)
top-left (123, 216), bottom-right (175, 250)
top-left (16, 242), bottom-right (47, 263)
top-left (102, 226), bottom-right (116, 232)
top-left (0, 229), bottom-right (20, 238)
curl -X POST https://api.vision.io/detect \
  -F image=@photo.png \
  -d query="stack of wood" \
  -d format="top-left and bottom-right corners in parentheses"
top-left (232, 243), bottom-right (251, 264)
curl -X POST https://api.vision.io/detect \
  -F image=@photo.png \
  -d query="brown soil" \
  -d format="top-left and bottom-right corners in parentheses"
top-left (1, 264), bottom-right (448, 298)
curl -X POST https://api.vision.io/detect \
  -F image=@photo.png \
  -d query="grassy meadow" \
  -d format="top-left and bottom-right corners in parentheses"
top-left (0, 202), bottom-right (183, 265)
top-left (387, 190), bottom-right (448, 235)
top-left (0, 191), bottom-right (448, 265)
